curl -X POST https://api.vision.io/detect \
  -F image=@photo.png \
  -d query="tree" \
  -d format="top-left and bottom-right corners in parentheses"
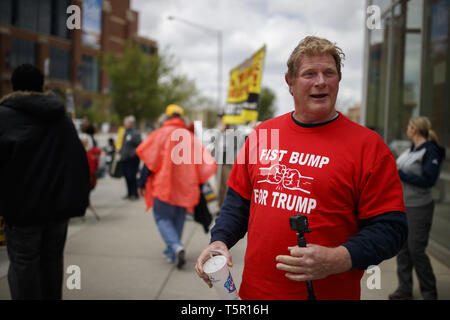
top-left (101, 43), bottom-right (199, 123)
top-left (159, 74), bottom-right (198, 110)
top-left (258, 87), bottom-right (277, 121)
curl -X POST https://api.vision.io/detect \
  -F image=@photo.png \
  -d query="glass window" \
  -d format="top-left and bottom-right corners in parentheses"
top-left (49, 47), bottom-right (70, 80)
top-left (0, 0), bottom-right (12, 25)
top-left (366, 12), bottom-right (391, 137)
top-left (422, 0), bottom-right (449, 150)
top-left (422, 0), bottom-right (450, 256)
top-left (51, 0), bottom-right (71, 40)
top-left (387, 1), bottom-right (424, 145)
top-left (407, 0), bottom-right (423, 29)
top-left (81, 55), bottom-right (99, 92)
top-left (371, 0), bottom-right (393, 14)
top-left (386, 4), bottom-right (406, 144)
top-left (403, 33), bottom-right (422, 118)
top-left (10, 37), bottom-right (36, 70)
top-left (37, 0), bottom-right (52, 35)
top-left (15, 0), bottom-right (38, 32)
top-left (9, 0), bottom-right (68, 37)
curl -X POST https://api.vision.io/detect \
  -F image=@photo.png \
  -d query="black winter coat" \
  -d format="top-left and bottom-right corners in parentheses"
top-left (0, 91), bottom-right (90, 226)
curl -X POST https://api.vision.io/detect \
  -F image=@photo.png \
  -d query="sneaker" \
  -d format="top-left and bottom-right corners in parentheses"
top-left (163, 253), bottom-right (175, 264)
top-left (388, 290), bottom-right (413, 300)
top-left (175, 247), bottom-right (186, 269)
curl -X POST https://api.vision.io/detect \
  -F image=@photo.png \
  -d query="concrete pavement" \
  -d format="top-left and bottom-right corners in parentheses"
top-left (0, 175), bottom-right (449, 300)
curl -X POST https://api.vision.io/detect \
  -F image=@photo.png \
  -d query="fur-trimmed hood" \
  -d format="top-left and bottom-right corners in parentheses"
top-left (0, 91), bottom-right (65, 121)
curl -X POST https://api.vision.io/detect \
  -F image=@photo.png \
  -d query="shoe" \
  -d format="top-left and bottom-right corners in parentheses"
top-left (122, 195), bottom-right (130, 200)
top-left (163, 253), bottom-right (175, 264)
top-left (388, 290), bottom-right (413, 300)
top-left (176, 247), bottom-right (186, 269)
top-left (129, 195), bottom-right (139, 201)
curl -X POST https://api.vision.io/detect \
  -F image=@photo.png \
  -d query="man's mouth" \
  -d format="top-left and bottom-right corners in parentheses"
top-left (310, 94), bottom-right (328, 99)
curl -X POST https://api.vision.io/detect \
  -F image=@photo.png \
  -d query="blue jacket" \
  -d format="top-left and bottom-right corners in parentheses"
top-left (397, 141), bottom-right (446, 207)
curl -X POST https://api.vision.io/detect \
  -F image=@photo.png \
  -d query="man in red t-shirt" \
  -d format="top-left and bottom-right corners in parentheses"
top-left (195, 36), bottom-right (407, 300)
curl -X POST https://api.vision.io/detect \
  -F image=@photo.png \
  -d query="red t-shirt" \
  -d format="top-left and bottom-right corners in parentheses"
top-left (227, 112), bottom-right (405, 300)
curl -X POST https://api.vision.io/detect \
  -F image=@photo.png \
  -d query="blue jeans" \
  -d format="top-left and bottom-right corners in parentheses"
top-left (153, 198), bottom-right (186, 262)
top-left (4, 220), bottom-right (69, 300)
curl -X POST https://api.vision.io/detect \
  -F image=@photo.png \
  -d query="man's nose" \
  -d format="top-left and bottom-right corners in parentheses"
top-left (314, 73), bottom-right (326, 87)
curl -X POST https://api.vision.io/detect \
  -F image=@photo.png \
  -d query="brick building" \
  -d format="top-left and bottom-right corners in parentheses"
top-left (0, 0), bottom-right (157, 113)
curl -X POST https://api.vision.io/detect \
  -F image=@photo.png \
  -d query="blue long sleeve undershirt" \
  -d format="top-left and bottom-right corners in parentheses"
top-left (211, 187), bottom-right (408, 270)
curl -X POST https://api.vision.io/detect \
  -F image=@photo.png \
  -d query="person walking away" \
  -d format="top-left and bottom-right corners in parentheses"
top-left (0, 64), bottom-right (90, 300)
top-left (136, 104), bottom-right (217, 269)
top-left (120, 115), bottom-right (141, 200)
top-left (390, 116), bottom-right (446, 300)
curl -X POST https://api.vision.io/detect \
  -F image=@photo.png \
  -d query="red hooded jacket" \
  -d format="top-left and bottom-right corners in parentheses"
top-left (136, 117), bottom-right (217, 212)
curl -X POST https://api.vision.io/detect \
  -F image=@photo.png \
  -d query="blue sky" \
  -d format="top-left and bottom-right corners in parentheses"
top-left (131, 0), bottom-right (367, 116)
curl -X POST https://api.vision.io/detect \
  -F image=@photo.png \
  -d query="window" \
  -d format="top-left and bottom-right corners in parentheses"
top-left (366, 11), bottom-right (391, 137)
top-left (81, 55), bottom-right (99, 92)
top-left (14, 0), bottom-right (39, 32)
top-left (6, 0), bottom-right (70, 39)
top-left (11, 37), bottom-right (36, 70)
top-left (49, 47), bottom-right (70, 80)
top-left (422, 0), bottom-right (449, 151)
top-left (372, 0), bottom-right (393, 14)
top-left (37, 0), bottom-right (52, 35)
top-left (0, 0), bottom-right (12, 25)
top-left (386, 3), bottom-right (409, 143)
top-left (51, 0), bottom-right (71, 40)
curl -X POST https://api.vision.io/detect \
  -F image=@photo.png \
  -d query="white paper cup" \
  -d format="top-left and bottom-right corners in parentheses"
top-left (203, 255), bottom-right (240, 300)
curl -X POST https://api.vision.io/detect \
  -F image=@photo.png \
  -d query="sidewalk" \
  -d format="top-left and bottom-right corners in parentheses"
top-left (0, 176), bottom-right (449, 300)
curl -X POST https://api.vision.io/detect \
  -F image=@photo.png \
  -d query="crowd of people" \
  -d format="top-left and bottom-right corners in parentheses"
top-left (0, 35), bottom-right (446, 300)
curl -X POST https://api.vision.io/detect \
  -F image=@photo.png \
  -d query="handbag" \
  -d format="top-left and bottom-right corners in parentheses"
top-left (109, 154), bottom-right (123, 178)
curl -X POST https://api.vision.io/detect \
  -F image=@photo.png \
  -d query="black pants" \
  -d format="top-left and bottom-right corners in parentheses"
top-left (4, 220), bottom-right (69, 300)
top-left (396, 201), bottom-right (437, 300)
top-left (122, 158), bottom-right (140, 197)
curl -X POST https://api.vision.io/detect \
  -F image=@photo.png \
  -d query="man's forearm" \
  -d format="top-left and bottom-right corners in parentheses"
top-left (210, 187), bottom-right (250, 248)
top-left (343, 212), bottom-right (408, 270)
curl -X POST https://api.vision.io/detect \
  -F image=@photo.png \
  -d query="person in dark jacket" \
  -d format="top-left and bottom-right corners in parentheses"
top-left (0, 64), bottom-right (90, 300)
top-left (390, 116), bottom-right (446, 300)
top-left (120, 115), bottom-right (141, 200)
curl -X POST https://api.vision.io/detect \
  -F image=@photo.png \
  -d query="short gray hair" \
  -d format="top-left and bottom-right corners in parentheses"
top-left (124, 115), bottom-right (136, 124)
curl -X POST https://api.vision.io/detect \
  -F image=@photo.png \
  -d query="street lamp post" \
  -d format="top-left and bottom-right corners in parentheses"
top-left (167, 16), bottom-right (223, 111)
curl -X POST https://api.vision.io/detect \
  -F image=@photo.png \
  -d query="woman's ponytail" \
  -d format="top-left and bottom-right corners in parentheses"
top-left (428, 129), bottom-right (440, 146)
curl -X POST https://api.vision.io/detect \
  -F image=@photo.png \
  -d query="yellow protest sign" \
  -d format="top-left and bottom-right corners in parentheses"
top-left (223, 45), bottom-right (266, 124)
top-left (116, 126), bottom-right (125, 150)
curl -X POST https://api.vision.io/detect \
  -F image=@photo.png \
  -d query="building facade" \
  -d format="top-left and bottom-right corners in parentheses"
top-left (362, 0), bottom-right (450, 264)
top-left (0, 0), bottom-right (157, 113)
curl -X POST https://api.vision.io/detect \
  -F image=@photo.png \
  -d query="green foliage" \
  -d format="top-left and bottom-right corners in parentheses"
top-left (258, 87), bottom-right (277, 121)
top-left (101, 42), bottom-right (200, 123)
top-left (159, 74), bottom-right (198, 109)
top-left (76, 95), bottom-right (121, 126)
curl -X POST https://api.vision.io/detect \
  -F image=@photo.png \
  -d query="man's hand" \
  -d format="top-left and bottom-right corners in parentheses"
top-left (275, 244), bottom-right (352, 281)
top-left (138, 188), bottom-right (145, 197)
top-left (195, 241), bottom-right (233, 288)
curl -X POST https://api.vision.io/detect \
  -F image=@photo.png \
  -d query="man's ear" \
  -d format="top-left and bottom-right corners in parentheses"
top-left (285, 74), bottom-right (291, 86)
top-left (285, 74), bottom-right (293, 95)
